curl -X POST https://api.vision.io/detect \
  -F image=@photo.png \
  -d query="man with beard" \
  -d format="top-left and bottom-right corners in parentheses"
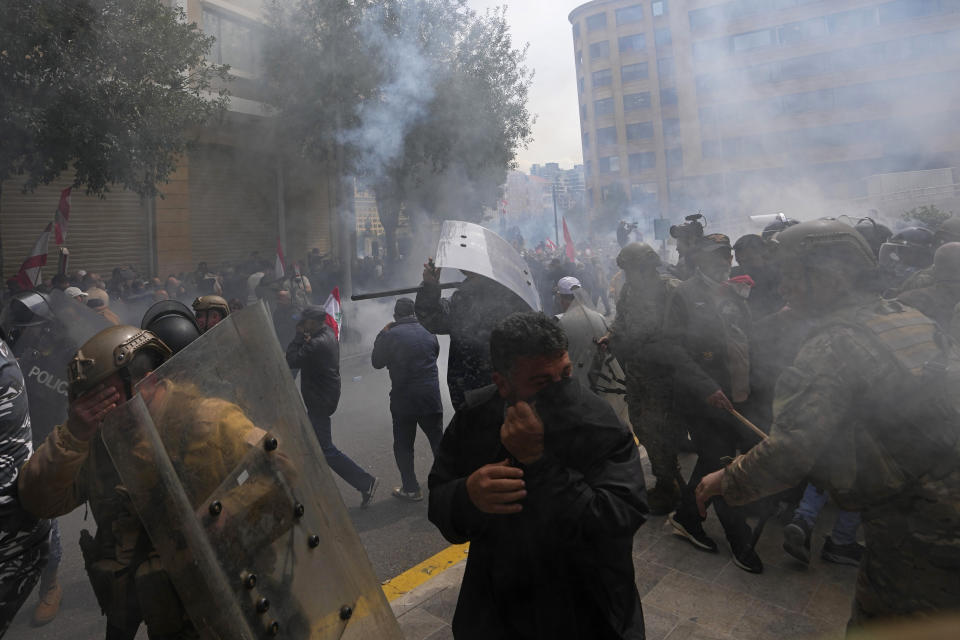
top-left (696, 219), bottom-right (960, 627)
top-left (428, 312), bottom-right (647, 639)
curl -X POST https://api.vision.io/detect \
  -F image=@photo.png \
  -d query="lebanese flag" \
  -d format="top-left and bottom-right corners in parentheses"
top-left (563, 216), bottom-right (576, 262)
top-left (274, 237), bottom-right (286, 280)
top-left (545, 238), bottom-right (557, 251)
top-left (12, 223), bottom-right (53, 289)
top-left (54, 187), bottom-right (71, 245)
top-left (323, 287), bottom-right (342, 340)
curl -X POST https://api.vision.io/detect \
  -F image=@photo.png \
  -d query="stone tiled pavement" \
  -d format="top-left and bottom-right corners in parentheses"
top-left (392, 454), bottom-right (859, 640)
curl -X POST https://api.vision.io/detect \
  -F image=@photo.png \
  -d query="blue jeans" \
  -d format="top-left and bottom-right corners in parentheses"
top-left (794, 484), bottom-right (860, 545)
top-left (392, 412), bottom-right (443, 492)
top-left (308, 410), bottom-right (374, 494)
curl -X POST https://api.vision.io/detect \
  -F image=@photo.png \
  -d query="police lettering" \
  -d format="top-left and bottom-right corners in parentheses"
top-left (27, 365), bottom-right (69, 397)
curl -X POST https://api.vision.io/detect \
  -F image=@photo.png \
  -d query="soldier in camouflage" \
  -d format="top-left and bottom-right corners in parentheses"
top-left (0, 337), bottom-right (50, 635)
top-left (696, 219), bottom-right (960, 625)
top-left (599, 243), bottom-right (681, 514)
top-left (897, 242), bottom-right (960, 329)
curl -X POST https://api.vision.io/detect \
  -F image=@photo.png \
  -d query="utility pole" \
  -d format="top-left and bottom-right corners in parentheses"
top-left (552, 180), bottom-right (560, 246)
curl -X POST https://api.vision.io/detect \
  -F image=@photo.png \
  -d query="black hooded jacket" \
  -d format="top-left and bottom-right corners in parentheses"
top-left (428, 379), bottom-right (648, 640)
top-left (285, 322), bottom-right (340, 417)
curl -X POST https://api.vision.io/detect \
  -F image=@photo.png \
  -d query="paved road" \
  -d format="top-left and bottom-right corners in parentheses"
top-left (7, 335), bottom-right (455, 639)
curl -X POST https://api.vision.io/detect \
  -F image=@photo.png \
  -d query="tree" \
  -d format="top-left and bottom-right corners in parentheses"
top-left (902, 204), bottom-right (952, 229)
top-left (1, 0), bottom-right (228, 272)
top-left (263, 0), bottom-right (533, 260)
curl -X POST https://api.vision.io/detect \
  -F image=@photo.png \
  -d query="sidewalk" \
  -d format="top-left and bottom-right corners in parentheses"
top-left (387, 456), bottom-right (858, 640)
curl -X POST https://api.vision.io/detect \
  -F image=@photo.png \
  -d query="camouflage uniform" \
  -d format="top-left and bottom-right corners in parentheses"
top-left (19, 382), bottom-right (263, 639)
top-left (897, 282), bottom-right (960, 329)
top-left (609, 275), bottom-right (680, 487)
top-left (895, 266), bottom-right (935, 294)
top-left (722, 295), bottom-right (960, 623)
top-left (0, 339), bottom-right (50, 634)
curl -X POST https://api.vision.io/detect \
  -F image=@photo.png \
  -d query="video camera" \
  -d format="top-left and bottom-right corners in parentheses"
top-left (625, 221), bottom-right (639, 233)
top-left (669, 213), bottom-right (705, 244)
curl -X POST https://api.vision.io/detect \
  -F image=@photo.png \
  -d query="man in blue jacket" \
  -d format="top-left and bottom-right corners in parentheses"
top-left (372, 298), bottom-right (443, 502)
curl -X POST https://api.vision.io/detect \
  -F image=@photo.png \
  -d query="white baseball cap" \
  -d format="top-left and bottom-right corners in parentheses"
top-left (64, 286), bottom-right (88, 299)
top-left (556, 276), bottom-right (582, 295)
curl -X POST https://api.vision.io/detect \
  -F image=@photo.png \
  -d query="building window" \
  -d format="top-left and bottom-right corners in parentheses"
top-left (654, 27), bottom-right (672, 47)
top-left (666, 148), bottom-right (683, 168)
top-left (657, 57), bottom-right (674, 84)
top-left (578, 77), bottom-right (585, 93)
top-left (689, 5), bottom-right (726, 31)
top-left (652, 1), bottom-right (667, 18)
top-left (827, 7), bottom-right (879, 34)
top-left (732, 28), bottom-right (774, 52)
top-left (660, 88), bottom-right (678, 106)
top-left (619, 34), bottom-right (646, 54)
top-left (622, 62), bottom-right (649, 83)
top-left (585, 162), bottom-right (593, 178)
top-left (592, 68), bottom-right (613, 88)
top-left (572, 22), bottom-right (581, 39)
top-left (582, 131), bottom-right (590, 149)
top-left (203, 8), bottom-right (261, 75)
top-left (597, 126), bottom-right (618, 146)
top-left (624, 92), bottom-right (651, 111)
top-left (616, 5), bottom-right (644, 25)
top-left (663, 118), bottom-right (680, 140)
top-left (589, 41), bottom-right (611, 60)
top-left (778, 17), bottom-right (827, 45)
top-left (626, 121), bottom-right (654, 141)
top-left (586, 13), bottom-right (607, 31)
top-left (702, 139), bottom-right (722, 158)
top-left (629, 152), bottom-right (657, 172)
top-left (879, 0), bottom-right (941, 24)
top-left (693, 37), bottom-right (729, 60)
top-left (581, 104), bottom-right (587, 120)
top-left (594, 97), bottom-right (615, 116)
top-left (599, 155), bottom-right (621, 174)
top-left (631, 182), bottom-right (659, 207)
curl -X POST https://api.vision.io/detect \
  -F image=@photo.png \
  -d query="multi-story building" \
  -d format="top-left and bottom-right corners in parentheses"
top-left (571, 0), bottom-right (960, 229)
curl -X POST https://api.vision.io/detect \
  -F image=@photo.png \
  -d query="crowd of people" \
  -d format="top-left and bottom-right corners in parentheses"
top-left (0, 210), bottom-right (958, 639)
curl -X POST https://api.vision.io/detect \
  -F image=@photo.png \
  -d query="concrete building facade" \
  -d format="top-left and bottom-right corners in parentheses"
top-left (570, 0), bottom-right (960, 228)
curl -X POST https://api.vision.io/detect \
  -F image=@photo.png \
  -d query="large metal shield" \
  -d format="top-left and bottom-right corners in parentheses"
top-left (4, 292), bottom-right (111, 445)
top-left (100, 303), bottom-right (402, 640)
top-left (435, 220), bottom-right (542, 311)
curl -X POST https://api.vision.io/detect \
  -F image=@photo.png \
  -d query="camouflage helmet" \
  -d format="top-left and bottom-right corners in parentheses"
top-left (773, 219), bottom-right (877, 271)
top-left (936, 216), bottom-right (960, 246)
top-left (68, 326), bottom-right (172, 399)
top-left (192, 295), bottom-right (230, 319)
top-left (616, 243), bottom-right (660, 270)
top-left (933, 242), bottom-right (960, 283)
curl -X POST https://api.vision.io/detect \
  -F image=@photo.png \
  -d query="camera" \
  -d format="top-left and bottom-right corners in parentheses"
top-left (669, 213), bottom-right (705, 243)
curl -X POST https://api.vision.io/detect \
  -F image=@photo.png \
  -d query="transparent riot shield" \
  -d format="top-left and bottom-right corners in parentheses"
top-left (100, 303), bottom-right (402, 640)
top-left (7, 293), bottom-right (111, 445)
top-left (435, 220), bottom-right (542, 311)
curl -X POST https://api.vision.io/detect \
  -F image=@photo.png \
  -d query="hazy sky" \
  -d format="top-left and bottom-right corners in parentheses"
top-left (467, 0), bottom-right (585, 172)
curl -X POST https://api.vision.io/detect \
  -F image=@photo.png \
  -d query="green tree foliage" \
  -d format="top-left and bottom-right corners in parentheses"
top-left (264, 0), bottom-right (534, 259)
top-left (901, 204), bottom-right (952, 229)
top-left (0, 0), bottom-right (228, 197)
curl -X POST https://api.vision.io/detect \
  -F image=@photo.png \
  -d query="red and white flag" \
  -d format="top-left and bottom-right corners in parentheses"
top-left (323, 286), bottom-right (342, 340)
top-left (563, 216), bottom-right (576, 262)
top-left (53, 187), bottom-right (71, 245)
top-left (12, 223), bottom-right (53, 290)
top-left (274, 238), bottom-right (286, 280)
top-left (545, 238), bottom-right (557, 251)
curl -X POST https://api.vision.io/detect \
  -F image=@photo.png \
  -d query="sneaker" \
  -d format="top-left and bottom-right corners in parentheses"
top-left (668, 511), bottom-right (718, 552)
top-left (392, 487), bottom-right (423, 502)
top-left (821, 535), bottom-right (864, 566)
top-left (361, 477), bottom-right (380, 509)
top-left (32, 582), bottom-right (62, 627)
top-left (782, 518), bottom-right (812, 565)
top-left (730, 540), bottom-right (764, 574)
top-left (647, 479), bottom-right (681, 516)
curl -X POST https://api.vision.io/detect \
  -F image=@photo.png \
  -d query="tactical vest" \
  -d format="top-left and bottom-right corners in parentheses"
top-left (831, 301), bottom-right (960, 483)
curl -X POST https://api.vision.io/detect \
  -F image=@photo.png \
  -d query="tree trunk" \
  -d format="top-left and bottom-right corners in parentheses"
top-left (373, 183), bottom-right (401, 263)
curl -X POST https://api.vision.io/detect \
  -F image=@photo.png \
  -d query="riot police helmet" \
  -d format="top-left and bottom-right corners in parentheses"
top-left (773, 219), bottom-right (877, 272)
top-left (616, 243), bottom-right (660, 271)
top-left (68, 326), bottom-right (172, 399)
top-left (932, 242), bottom-right (960, 283)
top-left (853, 218), bottom-right (893, 258)
top-left (0, 291), bottom-right (57, 346)
top-left (141, 300), bottom-right (201, 354)
top-left (878, 227), bottom-right (935, 271)
top-left (935, 216), bottom-right (960, 246)
top-left (761, 215), bottom-right (800, 241)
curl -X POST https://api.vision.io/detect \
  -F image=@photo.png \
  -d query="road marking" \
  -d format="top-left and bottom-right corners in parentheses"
top-left (381, 543), bottom-right (469, 602)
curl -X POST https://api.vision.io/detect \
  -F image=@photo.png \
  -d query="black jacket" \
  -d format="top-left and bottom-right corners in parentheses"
top-left (371, 317), bottom-right (442, 415)
top-left (415, 277), bottom-right (527, 409)
top-left (286, 325), bottom-right (340, 417)
top-left (427, 380), bottom-right (648, 640)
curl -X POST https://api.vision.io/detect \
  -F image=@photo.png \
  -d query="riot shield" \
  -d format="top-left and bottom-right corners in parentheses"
top-left (100, 302), bottom-right (402, 639)
top-left (435, 220), bottom-right (542, 311)
top-left (5, 292), bottom-right (111, 445)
